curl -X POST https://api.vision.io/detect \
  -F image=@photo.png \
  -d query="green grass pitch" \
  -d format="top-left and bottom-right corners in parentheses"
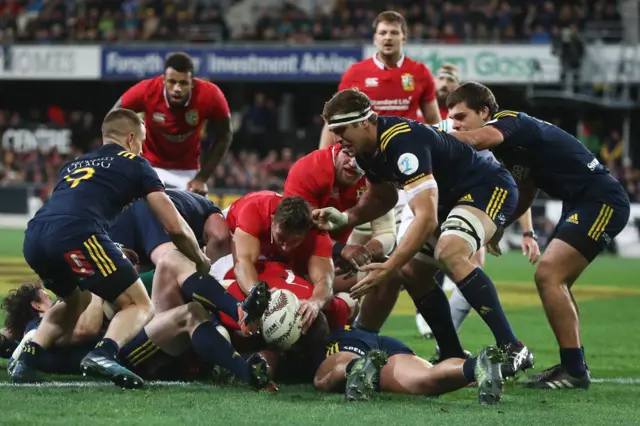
top-left (0, 227), bottom-right (639, 425)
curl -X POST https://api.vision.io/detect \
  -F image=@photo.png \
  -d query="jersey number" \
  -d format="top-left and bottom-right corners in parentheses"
top-left (64, 167), bottom-right (95, 188)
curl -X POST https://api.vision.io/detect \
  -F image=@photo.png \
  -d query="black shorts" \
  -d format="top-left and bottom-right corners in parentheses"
top-left (449, 168), bottom-right (518, 228)
top-left (119, 329), bottom-right (174, 380)
top-left (109, 201), bottom-right (172, 268)
top-left (552, 185), bottom-right (630, 262)
top-left (321, 327), bottom-right (414, 364)
top-left (23, 219), bottom-right (139, 302)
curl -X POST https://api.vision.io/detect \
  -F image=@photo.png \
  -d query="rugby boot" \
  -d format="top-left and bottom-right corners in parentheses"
top-left (500, 341), bottom-right (534, 379)
top-left (345, 350), bottom-right (389, 402)
top-left (475, 345), bottom-right (506, 405)
top-left (238, 281), bottom-right (271, 334)
top-left (247, 352), bottom-right (276, 390)
top-left (10, 359), bottom-right (43, 384)
top-left (525, 364), bottom-right (591, 390)
top-left (429, 348), bottom-right (473, 365)
top-left (415, 309), bottom-right (434, 339)
top-left (80, 351), bottom-right (144, 389)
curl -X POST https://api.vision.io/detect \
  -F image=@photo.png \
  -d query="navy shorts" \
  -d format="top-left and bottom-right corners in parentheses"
top-left (324, 327), bottom-right (415, 360)
top-left (119, 329), bottom-right (173, 380)
top-left (23, 219), bottom-right (138, 302)
top-left (552, 184), bottom-right (630, 262)
top-left (109, 201), bottom-right (171, 267)
top-left (450, 168), bottom-right (518, 228)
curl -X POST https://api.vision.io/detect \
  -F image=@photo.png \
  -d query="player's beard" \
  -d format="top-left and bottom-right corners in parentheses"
top-left (436, 89), bottom-right (449, 107)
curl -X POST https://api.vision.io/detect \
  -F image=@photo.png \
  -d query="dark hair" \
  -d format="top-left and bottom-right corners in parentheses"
top-left (322, 88), bottom-right (377, 125)
top-left (373, 11), bottom-right (408, 35)
top-left (102, 108), bottom-right (143, 138)
top-left (164, 52), bottom-right (195, 74)
top-left (273, 196), bottom-right (312, 234)
top-left (446, 81), bottom-right (499, 116)
top-left (2, 281), bottom-right (43, 339)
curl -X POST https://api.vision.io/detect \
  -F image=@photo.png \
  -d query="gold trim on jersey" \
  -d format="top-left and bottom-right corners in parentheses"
top-left (117, 151), bottom-right (136, 159)
top-left (380, 122), bottom-right (411, 152)
top-left (486, 187), bottom-right (508, 220)
top-left (493, 110), bottom-right (519, 119)
top-left (588, 204), bottom-right (614, 241)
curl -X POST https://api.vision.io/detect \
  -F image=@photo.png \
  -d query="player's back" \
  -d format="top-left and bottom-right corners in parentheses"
top-left (166, 189), bottom-right (219, 241)
top-left (490, 112), bottom-right (617, 202)
top-left (225, 190), bottom-right (280, 232)
top-left (31, 144), bottom-right (164, 234)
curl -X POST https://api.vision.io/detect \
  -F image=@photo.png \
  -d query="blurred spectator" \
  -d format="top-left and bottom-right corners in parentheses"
top-left (601, 129), bottom-right (624, 173)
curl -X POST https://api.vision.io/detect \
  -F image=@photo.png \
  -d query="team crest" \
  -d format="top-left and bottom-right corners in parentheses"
top-left (356, 185), bottom-right (367, 199)
top-left (185, 109), bottom-right (199, 126)
top-left (401, 73), bottom-right (415, 91)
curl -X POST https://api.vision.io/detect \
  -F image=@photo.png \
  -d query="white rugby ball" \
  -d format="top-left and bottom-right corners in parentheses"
top-left (261, 289), bottom-right (302, 350)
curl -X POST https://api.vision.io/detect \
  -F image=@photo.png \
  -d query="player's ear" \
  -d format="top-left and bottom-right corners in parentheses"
top-left (30, 301), bottom-right (43, 313)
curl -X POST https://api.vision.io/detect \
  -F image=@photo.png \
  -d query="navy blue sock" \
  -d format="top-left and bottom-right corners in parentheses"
top-left (191, 321), bottom-right (250, 383)
top-left (462, 357), bottom-right (477, 383)
top-left (20, 341), bottom-right (42, 368)
top-left (93, 338), bottom-right (120, 360)
top-left (457, 267), bottom-right (518, 346)
top-left (345, 358), bottom-right (359, 375)
top-left (181, 273), bottom-right (240, 321)
top-left (560, 348), bottom-right (587, 377)
top-left (415, 286), bottom-right (465, 359)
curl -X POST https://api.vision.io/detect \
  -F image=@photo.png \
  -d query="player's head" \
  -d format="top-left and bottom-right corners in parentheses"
top-left (163, 52), bottom-right (195, 107)
top-left (102, 108), bottom-right (146, 155)
top-left (373, 11), bottom-right (407, 58)
top-left (436, 64), bottom-right (461, 106)
top-left (323, 89), bottom-right (378, 157)
top-left (1, 281), bottom-right (53, 339)
top-left (271, 196), bottom-right (313, 254)
top-left (334, 145), bottom-right (364, 186)
top-left (446, 81), bottom-right (499, 131)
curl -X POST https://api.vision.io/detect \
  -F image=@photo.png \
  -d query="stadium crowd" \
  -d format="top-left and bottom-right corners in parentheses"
top-left (0, 0), bottom-right (623, 44)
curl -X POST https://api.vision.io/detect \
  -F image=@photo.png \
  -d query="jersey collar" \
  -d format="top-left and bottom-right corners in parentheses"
top-left (373, 52), bottom-right (405, 70)
top-left (163, 87), bottom-right (192, 108)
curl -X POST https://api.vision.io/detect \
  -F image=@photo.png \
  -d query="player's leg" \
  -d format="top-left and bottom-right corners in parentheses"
top-left (527, 195), bottom-right (630, 389)
top-left (204, 213), bottom-right (232, 262)
top-left (435, 181), bottom-right (531, 376)
top-left (356, 279), bottom-right (402, 332)
top-left (314, 351), bottom-right (360, 392)
top-left (450, 249), bottom-right (478, 331)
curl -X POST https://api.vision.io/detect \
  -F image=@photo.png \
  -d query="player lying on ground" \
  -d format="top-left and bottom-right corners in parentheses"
top-left (5, 280), bottom-right (274, 389)
top-left (312, 324), bottom-right (505, 405)
top-left (314, 88), bottom-right (532, 377)
top-left (446, 82), bottom-right (631, 389)
top-left (11, 109), bottom-right (211, 389)
top-left (115, 52), bottom-right (233, 193)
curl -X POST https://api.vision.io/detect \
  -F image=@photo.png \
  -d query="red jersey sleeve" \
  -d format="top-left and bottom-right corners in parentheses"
top-left (338, 65), bottom-right (359, 91)
top-left (203, 81), bottom-right (231, 121)
top-left (310, 231), bottom-right (333, 258)
top-left (283, 157), bottom-right (330, 208)
top-left (120, 79), bottom-right (151, 112)
top-left (420, 65), bottom-right (436, 104)
top-left (234, 202), bottom-right (268, 238)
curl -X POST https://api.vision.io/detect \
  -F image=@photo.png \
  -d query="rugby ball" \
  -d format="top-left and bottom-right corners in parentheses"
top-left (261, 289), bottom-right (302, 350)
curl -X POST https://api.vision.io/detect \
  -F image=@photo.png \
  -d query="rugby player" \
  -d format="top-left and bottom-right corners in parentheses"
top-left (11, 109), bottom-right (211, 388)
top-left (5, 281), bottom-right (273, 389)
top-left (314, 89), bottom-right (533, 377)
top-left (446, 82), bottom-right (631, 389)
top-left (115, 52), bottom-right (232, 193)
top-left (312, 325), bottom-right (505, 405)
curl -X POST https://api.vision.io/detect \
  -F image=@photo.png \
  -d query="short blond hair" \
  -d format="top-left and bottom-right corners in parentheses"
top-left (102, 108), bottom-right (144, 139)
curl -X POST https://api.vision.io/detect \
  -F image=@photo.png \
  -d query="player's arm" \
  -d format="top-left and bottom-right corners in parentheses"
top-left (319, 123), bottom-right (337, 149)
top-left (420, 66), bottom-right (441, 125)
top-left (196, 85), bottom-right (233, 182)
top-left (113, 80), bottom-right (149, 112)
top-left (365, 209), bottom-right (396, 258)
top-left (232, 228), bottom-right (262, 295)
top-left (451, 113), bottom-right (521, 150)
top-left (518, 208), bottom-right (534, 234)
top-left (307, 254), bottom-right (334, 309)
top-left (346, 182), bottom-right (398, 227)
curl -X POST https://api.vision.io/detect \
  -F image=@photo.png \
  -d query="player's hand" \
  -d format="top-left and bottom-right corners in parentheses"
top-left (340, 244), bottom-right (373, 270)
top-left (312, 207), bottom-right (349, 231)
top-left (187, 178), bottom-right (209, 196)
top-left (350, 262), bottom-right (394, 299)
top-left (195, 256), bottom-right (213, 276)
top-left (121, 248), bottom-right (139, 265)
top-left (298, 300), bottom-right (320, 334)
top-left (522, 236), bottom-right (540, 264)
top-left (486, 227), bottom-right (504, 257)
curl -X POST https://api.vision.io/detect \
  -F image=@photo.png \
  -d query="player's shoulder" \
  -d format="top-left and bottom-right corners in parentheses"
top-left (345, 58), bottom-right (377, 75)
top-left (487, 110), bottom-right (525, 124)
top-left (403, 57), bottom-right (431, 74)
top-left (379, 116), bottom-right (430, 153)
top-left (196, 78), bottom-right (224, 94)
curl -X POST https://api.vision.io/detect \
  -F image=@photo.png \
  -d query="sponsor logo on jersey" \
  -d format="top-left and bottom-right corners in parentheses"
top-left (370, 97), bottom-right (413, 111)
top-left (357, 185), bottom-right (367, 199)
top-left (152, 112), bottom-right (165, 123)
top-left (185, 109), bottom-right (199, 126)
top-left (365, 77), bottom-right (378, 87)
top-left (401, 73), bottom-right (415, 91)
top-left (161, 131), bottom-right (195, 143)
top-left (459, 193), bottom-right (474, 202)
top-left (566, 214), bottom-right (579, 224)
top-left (398, 153), bottom-right (419, 175)
top-left (587, 158), bottom-right (600, 171)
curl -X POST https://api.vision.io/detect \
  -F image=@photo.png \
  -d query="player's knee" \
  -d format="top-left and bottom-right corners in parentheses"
top-left (434, 239), bottom-right (469, 273)
top-left (534, 259), bottom-right (559, 292)
top-left (183, 301), bottom-right (210, 331)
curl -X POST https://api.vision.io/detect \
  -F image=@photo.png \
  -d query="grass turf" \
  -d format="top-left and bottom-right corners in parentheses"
top-left (0, 228), bottom-right (639, 425)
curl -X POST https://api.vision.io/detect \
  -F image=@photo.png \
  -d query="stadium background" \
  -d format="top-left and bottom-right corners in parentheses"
top-left (0, 1), bottom-right (640, 424)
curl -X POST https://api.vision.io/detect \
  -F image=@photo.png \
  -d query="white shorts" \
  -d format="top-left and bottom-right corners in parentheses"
top-left (397, 204), bottom-right (442, 268)
top-left (210, 253), bottom-right (234, 282)
top-left (153, 168), bottom-right (198, 190)
top-left (353, 189), bottom-right (406, 235)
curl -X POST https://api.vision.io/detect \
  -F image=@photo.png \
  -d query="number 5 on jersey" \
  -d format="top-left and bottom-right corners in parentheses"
top-left (64, 167), bottom-right (95, 188)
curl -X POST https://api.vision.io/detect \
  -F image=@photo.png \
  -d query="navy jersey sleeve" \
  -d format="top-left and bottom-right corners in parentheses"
top-left (484, 110), bottom-right (521, 143)
top-left (382, 124), bottom-right (434, 187)
top-left (135, 157), bottom-right (165, 196)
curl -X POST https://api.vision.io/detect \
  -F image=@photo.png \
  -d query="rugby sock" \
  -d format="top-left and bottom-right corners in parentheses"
top-left (191, 321), bottom-right (250, 383)
top-left (181, 273), bottom-right (240, 321)
top-left (20, 341), bottom-right (42, 368)
top-left (93, 338), bottom-right (120, 360)
top-left (414, 286), bottom-right (466, 359)
top-left (560, 348), bottom-right (587, 377)
top-left (456, 267), bottom-right (519, 346)
top-left (462, 357), bottom-right (477, 383)
top-left (345, 358), bottom-right (359, 376)
top-left (449, 287), bottom-right (472, 332)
